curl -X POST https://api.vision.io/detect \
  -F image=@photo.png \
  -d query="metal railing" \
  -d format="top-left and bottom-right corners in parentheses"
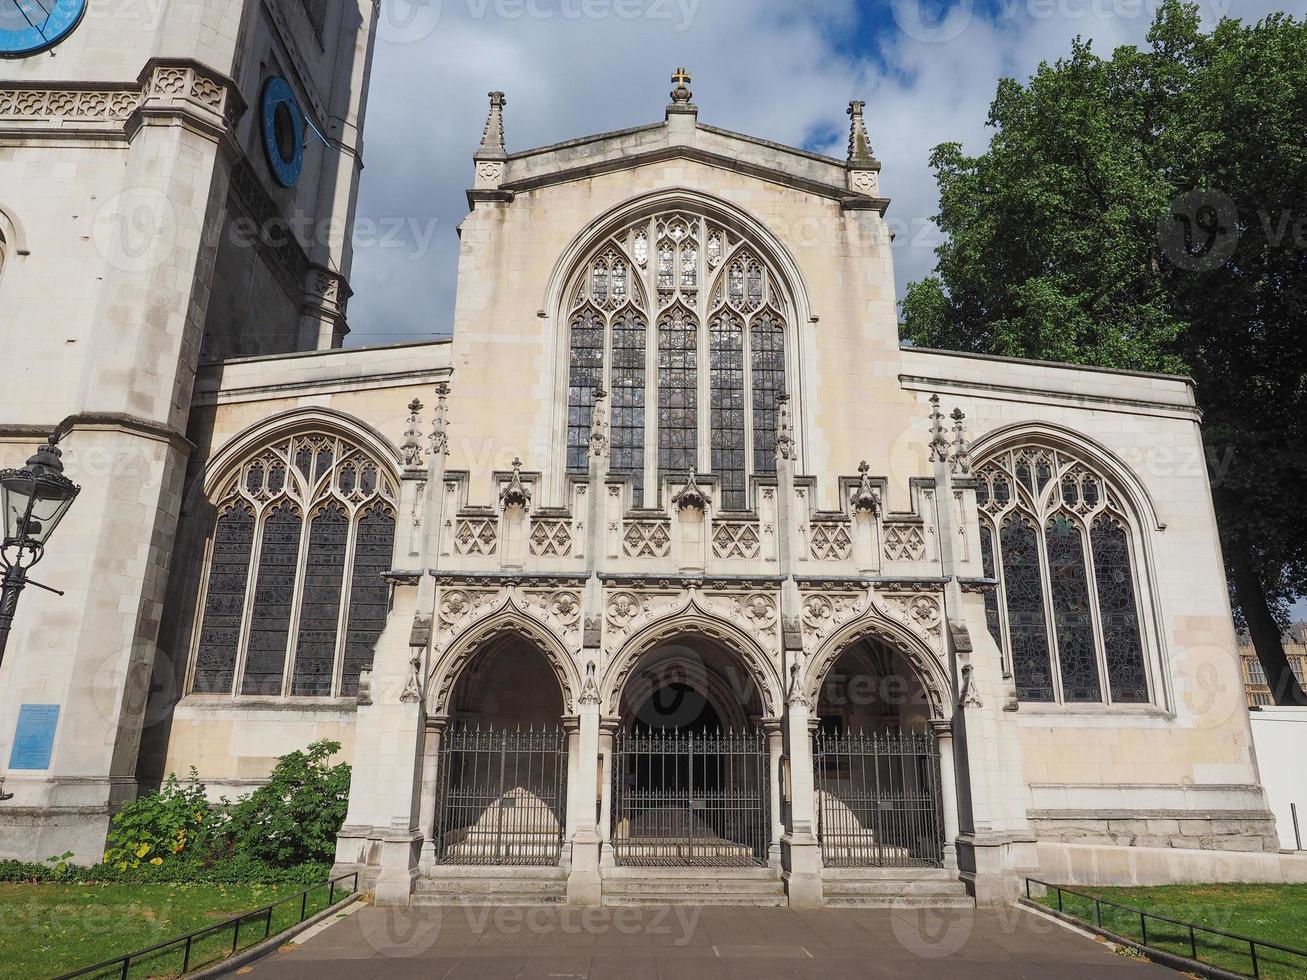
top-left (434, 724), bottom-right (568, 866)
top-left (1026, 878), bottom-right (1307, 979)
top-left (52, 871), bottom-right (359, 980)
top-left (612, 728), bottom-right (770, 868)
top-left (814, 729), bottom-right (944, 869)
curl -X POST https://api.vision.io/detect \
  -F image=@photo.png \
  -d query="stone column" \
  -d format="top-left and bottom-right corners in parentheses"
top-left (781, 694), bottom-right (823, 907)
top-left (763, 718), bottom-right (784, 871)
top-left (417, 716), bottom-right (447, 870)
top-left (599, 716), bottom-right (619, 867)
top-left (562, 715), bottom-right (580, 851)
top-left (930, 718), bottom-right (960, 872)
top-left (566, 683), bottom-right (603, 905)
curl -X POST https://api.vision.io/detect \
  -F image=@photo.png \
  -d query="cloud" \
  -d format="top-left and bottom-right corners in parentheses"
top-left (345, 0), bottom-right (1294, 345)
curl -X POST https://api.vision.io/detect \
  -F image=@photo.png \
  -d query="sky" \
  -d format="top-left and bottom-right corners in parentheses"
top-left (343, 0), bottom-right (1293, 347)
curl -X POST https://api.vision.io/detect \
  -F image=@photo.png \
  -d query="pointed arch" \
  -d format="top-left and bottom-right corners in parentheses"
top-left (427, 600), bottom-right (582, 717)
top-left (601, 596), bottom-right (784, 718)
top-left (804, 608), bottom-right (952, 721)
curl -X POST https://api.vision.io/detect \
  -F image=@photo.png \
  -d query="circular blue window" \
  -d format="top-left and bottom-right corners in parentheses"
top-left (0, 0), bottom-right (87, 58)
top-left (260, 76), bottom-right (305, 188)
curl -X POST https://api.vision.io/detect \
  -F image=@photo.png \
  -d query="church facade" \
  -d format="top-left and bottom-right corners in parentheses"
top-left (0, 1), bottom-right (1282, 908)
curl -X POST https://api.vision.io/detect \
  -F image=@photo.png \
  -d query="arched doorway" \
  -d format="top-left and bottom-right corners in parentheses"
top-left (811, 638), bottom-right (945, 868)
top-left (433, 635), bottom-right (568, 866)
top-left (611, 637), bottom-right (771, 867)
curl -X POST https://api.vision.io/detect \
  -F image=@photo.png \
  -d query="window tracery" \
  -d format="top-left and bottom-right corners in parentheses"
top-left (976, 445), bottom-right (1152, 706)
top-left (562, 210), bottom-right (794, 508)
top-left (191, 431), bottom-right (398, 698)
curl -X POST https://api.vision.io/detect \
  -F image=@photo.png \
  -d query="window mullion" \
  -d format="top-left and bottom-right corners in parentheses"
top-left (1079, 512), bottom-right (1113, 705)
top-left (231, 502), bottom-right (266, 698)
top-left (333, 504), bottom-right (361, 698)
top-left (1033, 507), bottom-right (1065, 704)
top-left (280, 505), bottom-right (313, 699)
top-left (642, 218), bottom-right (657, 507)
top-left (742, 312), bottom-right (755, 507)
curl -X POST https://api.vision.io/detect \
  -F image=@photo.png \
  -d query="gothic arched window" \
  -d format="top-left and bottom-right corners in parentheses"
top-left (191, 431), bottom-right (398, 698)
top-left (563, 211), bottom-right (792, 510)
top-left (976, 445), bottom-right (1152, 706)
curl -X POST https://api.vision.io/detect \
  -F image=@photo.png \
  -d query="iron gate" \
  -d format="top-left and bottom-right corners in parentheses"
top-left (612, 729), bottom-right (770, 867)
top-left (814, 728), bottom-right (945, 868)
top-left (434, 724), bottom-right (567, 866)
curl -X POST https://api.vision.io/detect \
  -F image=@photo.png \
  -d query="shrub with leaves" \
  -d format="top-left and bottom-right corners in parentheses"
top-left (225, 739), bottom-right (350, 867)
top-left (103, 769), bottom-right (226, 870)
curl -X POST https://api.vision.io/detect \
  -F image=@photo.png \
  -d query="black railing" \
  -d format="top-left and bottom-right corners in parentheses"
top-left (1026, 878), bottom-right (1307, 980)
top-left (814, 729), bottom-right (944, 869)
top-left (612, 728), bottom-right (770, 867)
top-left (51, 872), bottom-right (359, 980)
top-left (434, 724), bottom-right (568, 866)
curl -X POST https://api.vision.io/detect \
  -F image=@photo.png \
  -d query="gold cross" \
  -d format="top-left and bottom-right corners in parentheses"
top-left (672, 67), bottom-right (692, 86)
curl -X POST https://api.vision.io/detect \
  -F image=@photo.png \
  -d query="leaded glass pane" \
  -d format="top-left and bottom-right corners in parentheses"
top-left (746, 261), bottom-right (763, 309)
top-left (681, 243), bottom-right (698, 289)
top-left (980, 523), bottom-right (1002, 650)
top-left (193, 501), bottom-right (255, 693)
top-left (1092, 516), bottom-right (1149, 703)
top-left (566, 308), bottom-right (604, 472)
top-left (241, 502), bottom-right (303, 695)
top-left (728, 262), bottom-right (744, 306)
top-left (657, 242), bottom-right (674, 289)
top-left (611, 258), bottom-right (627, 304)
top-left (710, 313), bottom-right (746, 510)
top-left (751, 312), bottom-right (786, 476)
top-left (592, 260), bottom-right (609, 306)
top-left (1046, 515), bottom-right (1102, 702)
top-left (633, 229), bottom-right (648, 265)
top-left (1000, 515), bottom-right (1054, 701)
top-left (658, 307), bottom-right (697, 481)
top-left (611, 309), bottom-right (646, 499)
top-left (341, 505), bottom-right (396, 696)
top-left (290, 503), bottom-right (349, 696)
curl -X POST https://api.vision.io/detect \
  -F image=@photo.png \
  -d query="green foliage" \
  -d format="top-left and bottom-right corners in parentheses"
top-left (102, 770), bottom-right (227, 870)
top-left (224, 739), bottom-right (350, 867)
top-left (0, 856), bottom-right (331, 886)
top-left (902, 2), bottom-right (1307, 701)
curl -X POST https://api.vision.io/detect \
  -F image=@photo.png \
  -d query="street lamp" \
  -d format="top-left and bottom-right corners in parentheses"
top-left (0, 432), bottom-right (80, 664)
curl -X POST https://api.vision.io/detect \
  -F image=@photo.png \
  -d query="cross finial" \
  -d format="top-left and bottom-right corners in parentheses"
top-left (670, 67), bottom-right (693, 105)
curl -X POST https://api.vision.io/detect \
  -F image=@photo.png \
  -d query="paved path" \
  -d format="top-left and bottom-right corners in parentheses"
top-left (241, 903), bottom-right (1178, 978)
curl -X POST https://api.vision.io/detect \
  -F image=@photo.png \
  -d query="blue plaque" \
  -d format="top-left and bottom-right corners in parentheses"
top-left (9, 704), bottom-right (59, 770)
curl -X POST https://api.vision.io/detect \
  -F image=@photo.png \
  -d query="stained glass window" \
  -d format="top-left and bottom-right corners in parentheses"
top-left (1092, 516), bottom-right (1149, 702)
top-left (1045, 515), bottom-right (1101, 702)
top-left (658, 306), bottom-right (698, 481)
top-left (710, 312), bottom-right (746, 509)
top-left (1000, 515), bottom-right (1054, 701)
top-left (977, 445), bottom-right (1153, 706)
top-left (566, 308), bottom-right (604, 473)
top-left (341, 504), bottom-right (395, 696)
top-left (290, 503), bottom-right (349, 696)
top-left (193, 501), bottom-right (255, 693)
top-left (750, 312), bottom-right (786, 476)
top-left (241, 501), bottom-right (302, 696)
top-left (979, 523), bottom-right (1002, 651)
top-left (192, 432), bottom-right (398, 699)
top-left (611, 308), bottom-right (646, 499)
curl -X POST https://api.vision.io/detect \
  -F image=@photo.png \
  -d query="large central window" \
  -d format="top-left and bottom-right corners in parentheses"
top-left (564, 212), bottom-right (791, 511)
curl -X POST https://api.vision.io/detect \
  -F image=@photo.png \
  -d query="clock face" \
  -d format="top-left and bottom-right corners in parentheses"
top-left (260, 76), bottom-right (305, 188)
top-left (0, 0), bottom-right (87, 58)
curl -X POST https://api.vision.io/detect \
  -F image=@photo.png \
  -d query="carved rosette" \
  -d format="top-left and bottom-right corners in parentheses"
top-left (798, 590), bottom-right (867, 647)
top-left (875, 588), bottom-right (944, 650)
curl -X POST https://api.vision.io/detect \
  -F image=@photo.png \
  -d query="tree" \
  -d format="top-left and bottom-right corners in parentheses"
top-left (902, 2), bottom-right (1307, 705)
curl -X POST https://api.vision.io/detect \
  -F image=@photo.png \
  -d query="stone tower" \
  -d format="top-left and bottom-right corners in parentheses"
top-left (0, 0), bottom-right (378, 860)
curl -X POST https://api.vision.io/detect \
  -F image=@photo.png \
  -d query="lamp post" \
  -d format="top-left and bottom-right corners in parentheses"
top-left (0, 433), bottom-right (80, 664)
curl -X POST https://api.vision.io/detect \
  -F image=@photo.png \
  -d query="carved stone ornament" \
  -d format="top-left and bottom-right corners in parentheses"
top-left (851, 461), bottom-right (881, 514)
top-left (950, 407), bottom-right (973, 476)
top-left (590, 385), bottom-right (610, 458)
top-left (356, 669), bottom-right (373, 706)
top-left (409, 613), bottom-right (432, 649)
top-left (400, 399), bottom-right (425, 468)
top-left (775, 393), bottom-right (796, 461)
top-left (959, 662), bottom-right (983, 709)
top-left (429, 382), bottom-right (451, 457)
top-left (787, 662), bottom-right (813, 709)
top-left (499, 457), bottom-right (531, 510)
top-left (672, 471), bottom-right (710, 512)
top-left (928, 394), bottom-right (950, 463)
top-left (579, 660), bottom-right (602, 705)
top-left (400, 656), bottom-right (423, 703)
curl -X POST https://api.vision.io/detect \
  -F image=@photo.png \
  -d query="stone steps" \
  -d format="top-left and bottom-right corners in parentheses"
top-left (413, 866), bottom-right (568, 906)
top-left (602, 867), bottom-right (787, 907)
top-left (821, 868), bottom-right (974, 909)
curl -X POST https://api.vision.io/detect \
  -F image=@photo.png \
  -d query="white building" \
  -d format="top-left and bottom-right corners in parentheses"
top-left (0, 4), bottom-right (1293, 908)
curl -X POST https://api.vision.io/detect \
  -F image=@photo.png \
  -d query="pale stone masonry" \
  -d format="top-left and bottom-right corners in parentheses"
top-left (0, 18), bottom-right (1290, 907)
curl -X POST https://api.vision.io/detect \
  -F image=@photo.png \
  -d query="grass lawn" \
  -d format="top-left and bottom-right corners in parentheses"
top-left (1038, 882), bottom-right (1307, 980)
top-left (0, 881), bottom-right (342, 979)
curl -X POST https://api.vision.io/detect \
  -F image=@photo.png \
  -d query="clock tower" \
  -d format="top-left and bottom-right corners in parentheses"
top-left (0, 0), bottom-right (378, 860)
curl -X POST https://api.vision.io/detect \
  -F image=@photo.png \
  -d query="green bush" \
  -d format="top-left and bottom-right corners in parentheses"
top-left (0, 856), bottom-right (332, 885)
top-left (103, 769), bottom-right (228, 870)
top-left (224, 739), bottom-right (350, 867)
